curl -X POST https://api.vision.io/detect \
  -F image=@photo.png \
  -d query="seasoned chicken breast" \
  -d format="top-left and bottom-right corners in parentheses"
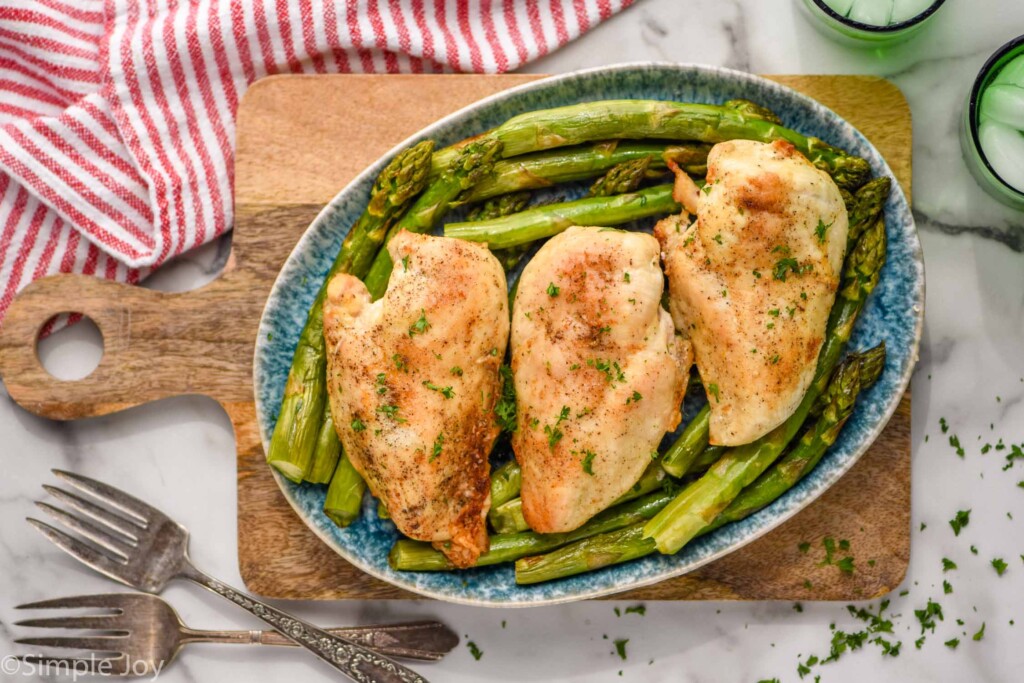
top-left (656, 139), bottom-right (848, 447)
top-left (323, 230), bottom-right (508, 567)
top-left (511, 226), bottom-right (692, 534)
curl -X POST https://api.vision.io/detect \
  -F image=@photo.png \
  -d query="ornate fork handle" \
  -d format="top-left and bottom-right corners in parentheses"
top-left (179, 562), bottom-right (427, 683)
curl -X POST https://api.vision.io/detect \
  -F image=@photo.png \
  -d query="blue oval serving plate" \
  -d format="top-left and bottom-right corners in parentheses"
top-left (253, 63), bottom-right (924, 607)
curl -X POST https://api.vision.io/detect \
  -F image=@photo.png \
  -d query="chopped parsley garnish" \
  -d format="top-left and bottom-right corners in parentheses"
top-left (422, 380), bottom-right (455, 399)
top-left (450, 366), bottom-right (463, 376)
top-left (949, 509), bottom-right (971, 536)
top-left (971, 545), bottom-right (978, 555)
top-left (556, 406), bottom-right (570, 424)
top-left (770, 354), bottom-right (781, 365)
top-left (753, 269), bottom-right (762, 279)
top-left (713, 233), bottom-right (723, 245)
top-left (466, 641), bottom-right (483, 660)
top-left (1004, 444), bottom-right (1024, 471)
top-left (581, 449), bottom-right (597, 475)
top-left (768, 308), bottom-right (780, 317)
top-left (973, 623), bottom-right (986, 641)
top-left (949, 434), bottom-right (964, 457)
top-left (376, 405), bottom-right (405, 422)
top-left (939, 417), bottom-right (948, 433)
top-left (430, 433), bottom-right (444, 462)
top-left (915, 599), bottom-right (943, 634)
top-left (944, 638), bottom-right (960, 650)
top-left (624, 604), bottom-right (646, 616)
top-left (350, 418), bottom-right (366, 432)
top-left (836, 556), bottom-right (855, 574)
top-left (707, 382), bottom-right (721, 402)
top-left (773, 257), bottom-right (812, 282)
top-left (815, 218), bottom-right (834, 243)
top-left (992, 558), bottom-right (1008, 576)
top-left (392, 353), bottom-right (407, 371)
top-left (544, 424), bottom-right (563, 449)
top-left (798, 541), bottom-right (811, 554)
top-left (626, 390), bottom-right (643, 404)
top-left (494, 365), bottom-right (517, 433)
top-left (408, 309), bottom-right (431, 337)
top-left (942, 558), bottom-right (957, 572)
top-left (546, 282), bottom-right (560, 297)
top-left (588, 357), bottom-right (626, 385)
top-left (613, 638), bottom-right (628, 660)
top-left (623, 272), bottom-right (631, 283)
top-left (376, 373), bottom-right (388, 394)
top-left (401, 254), bottom-right (410, 271)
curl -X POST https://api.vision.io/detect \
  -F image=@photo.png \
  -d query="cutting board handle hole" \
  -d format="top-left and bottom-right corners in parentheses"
top-left (36, 312), bottom-right (104, 381)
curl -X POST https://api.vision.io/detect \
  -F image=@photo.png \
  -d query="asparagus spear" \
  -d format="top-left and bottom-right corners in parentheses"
top-left (587, 156), bottom-right (652, 197)
top-left (847, 177), bottom-right (891, 243)
top-left (391, 489), bottom-right (673, 571)
top-left (724, 98), bottom-right (783, 125)
top-left (306, 406), bottom-right (342, 484)
top-left (514, 342), bottom-right (888, 584)
top-left (459, 142), bottom-right (709, 204)
top-left (362, 138), bottom-right (504, 299)
top-left (467, 191), bottom-right (532, 221)
top-left (490, 497), bottom-right (528, 534)
top-left (445, 184), bottom-right (679, 250)
top-left (644, 218), bottom-right (887, 554)
top-left (267, 140), bottom-right (435, 483)
top-left (323, 452), bottom-right (367, 527)
top-left (658, 176), bottom-right (891, 478)
top-left (432, 100), bottom-right (870, 190)
top-left (701, 343), bottom-right (885, 533)
top-left (490, 459), bottom-right (522, 509)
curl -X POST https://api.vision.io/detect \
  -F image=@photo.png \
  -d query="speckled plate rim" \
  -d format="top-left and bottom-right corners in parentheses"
top-left (253, 62), bottom-right (924, 607)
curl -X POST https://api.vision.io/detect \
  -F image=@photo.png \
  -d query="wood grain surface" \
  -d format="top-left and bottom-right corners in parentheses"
top-left (0, 73), bottom-right (912, 601)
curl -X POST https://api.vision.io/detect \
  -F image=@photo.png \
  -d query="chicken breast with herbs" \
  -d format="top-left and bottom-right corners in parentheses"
top-left (657, 139), bottom-right (848, 447)
top-left (323, 230), bottom-right (508, 567)
top-left (511, 226), bottom-right (692, 534)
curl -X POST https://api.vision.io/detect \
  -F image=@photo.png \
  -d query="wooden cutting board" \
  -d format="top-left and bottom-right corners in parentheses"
top-left (0, 73), bottom-right (912, 602)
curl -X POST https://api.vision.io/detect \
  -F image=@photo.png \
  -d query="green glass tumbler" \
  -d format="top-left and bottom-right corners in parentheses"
top-left (960, 35), bottom-right (1024, 211)
top-left (798, 0), bottom-right (947, 48)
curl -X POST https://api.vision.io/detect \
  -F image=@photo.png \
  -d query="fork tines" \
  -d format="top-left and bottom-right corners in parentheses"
top-left (27, 470), bottom-right (153, 587)
top-left (14, 594), bottom-right (131, 674)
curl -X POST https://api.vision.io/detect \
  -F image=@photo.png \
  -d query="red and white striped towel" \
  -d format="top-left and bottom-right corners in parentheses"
top-left (0, 0), bottom-right (633, 326)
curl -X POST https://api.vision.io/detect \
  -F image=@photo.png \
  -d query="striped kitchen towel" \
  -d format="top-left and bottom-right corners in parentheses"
top-left (0, 0), bottom-right (633, 326)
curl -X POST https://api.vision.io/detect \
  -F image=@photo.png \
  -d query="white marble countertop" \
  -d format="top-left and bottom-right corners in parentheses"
top-left (3, 1), bottom-right (1024, 681)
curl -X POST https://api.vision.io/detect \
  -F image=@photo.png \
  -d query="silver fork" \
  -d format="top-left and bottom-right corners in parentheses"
top-left (28, 470), bottom-right (429, 683)
top-left (13, 593), bottom-right (458, 675)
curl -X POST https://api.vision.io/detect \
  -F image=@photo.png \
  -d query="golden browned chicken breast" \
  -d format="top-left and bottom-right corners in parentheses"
top-left (657, 139), bottom-right (848, 447)
top-left (323, 230), bottom-right (508, 567)
top-left (511, 226), bottom-right (692, 534)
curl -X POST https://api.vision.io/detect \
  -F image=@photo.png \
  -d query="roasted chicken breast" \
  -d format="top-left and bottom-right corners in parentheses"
top-left (323, 230), bottom-right (508, 567)
top-left (511, 226), bottom-right (692, 534)
top-left (656, 139), bottom-right (848, 447)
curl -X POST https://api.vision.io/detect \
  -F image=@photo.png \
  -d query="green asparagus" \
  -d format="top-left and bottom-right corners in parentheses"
top-left (391, 489), bottom-right (673, 571)
top-left (724, 98), bottom-right (783, 125)
top-left (362, 138), bottom-right (504, 299)
top-left (267, 140), bottom-right (434, 483)
top-left (588, 156), bottom-right (652, 197)
top-left (306, 406), bottom-right (342, 484)
top-left (445, 184), bottom-right (679, 250)
top-left (490, 459), bottom-right (522, 509)
top-left (323, 452), bottom-right (368, 527)
top-left (644, 218), bottom-right (887, 554)
top-left (459, 142), bottom-right (709, 204)
top-left (467, 191), bottom-right (532, 221)
top-left (658, 176), bottom-right (891, 478)
top-left (490, 497), bottom-right (528, 534)
top-left (432, 100), bottom-right (870, 190)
